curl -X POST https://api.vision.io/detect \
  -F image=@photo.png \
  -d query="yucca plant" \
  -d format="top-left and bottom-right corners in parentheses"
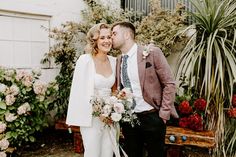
top-left (175, 0), bottom-right (236, 156)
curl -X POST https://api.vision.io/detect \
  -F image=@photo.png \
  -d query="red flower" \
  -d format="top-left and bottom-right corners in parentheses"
top-left (188, 113), bottom-right (203, 131)
top-left (179, 117), bottom-right (189, 128)
top-left (232, 94), bottom-right (236, 107)
top-left (228, 108), bottom-right (236, 118)
top-left (194, 98), bottom-right (207, 111)
top-left (178, 100), bottom-right (193, 115)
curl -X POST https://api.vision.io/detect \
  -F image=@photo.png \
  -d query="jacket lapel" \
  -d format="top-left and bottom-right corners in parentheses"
top-left (137, 45), bottom-right (146, 91)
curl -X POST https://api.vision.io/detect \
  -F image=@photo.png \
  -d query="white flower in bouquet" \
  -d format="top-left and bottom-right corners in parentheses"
top-left (91, 87), bottom-right (139, 127)
top-left (111, 112), bottom-right (122, 122)
top-left (5, 113), bottom-right (17, 122)
top-left (0, 151), bottom-right (7, 157)
top-left (0, 122), bottom-right (6, 134)
top-left (5, 94), bottom-right (16, 106)
top-left (113, 102), bottom-right (125, 114)
top-left (0, 138), bottom-right (9, 150)
top-left (102, 104), bottom-right (112, 117)
top-left (17, 102), bottom-right (31, 115)
top-left (105, 96), bottom-right (118, 104)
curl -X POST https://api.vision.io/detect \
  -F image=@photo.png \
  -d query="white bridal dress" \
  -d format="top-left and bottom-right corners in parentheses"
top-left (80, 58), bottom-right (119, 157)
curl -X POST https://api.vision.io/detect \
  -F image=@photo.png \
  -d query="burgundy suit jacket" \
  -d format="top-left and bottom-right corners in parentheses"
top-left (116, 45), bottom-right (179, 120)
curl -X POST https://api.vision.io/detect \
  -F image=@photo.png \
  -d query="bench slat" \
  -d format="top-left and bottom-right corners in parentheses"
top-left (165, 126), bottom-right (215, 148)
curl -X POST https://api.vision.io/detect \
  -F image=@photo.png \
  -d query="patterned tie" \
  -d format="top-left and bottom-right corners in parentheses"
top-left (121, 55), bottom-right (136, 109)
top-left (122, 55), bottom-right (132, 91)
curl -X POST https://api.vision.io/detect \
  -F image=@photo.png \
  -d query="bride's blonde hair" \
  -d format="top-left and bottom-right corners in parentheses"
top-left (85, 23), bottom-right (110, 55)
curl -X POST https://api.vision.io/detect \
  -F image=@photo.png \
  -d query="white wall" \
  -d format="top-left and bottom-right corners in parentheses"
top-left (0, 0), bottom-right (87, 83)
top-left (0, 0), bottom-right (86, 27)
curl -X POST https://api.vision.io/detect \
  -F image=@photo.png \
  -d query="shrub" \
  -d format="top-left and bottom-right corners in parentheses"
top-left (0, 67), bottom-right (57, 154)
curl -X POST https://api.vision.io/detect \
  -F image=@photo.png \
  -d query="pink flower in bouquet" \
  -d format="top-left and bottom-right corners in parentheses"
top-left (232, 94), bottom-right (236, 107)
top-left (117, 88), bottom-right (133, 100)
top-left (178, 100), bottom-right (193, 115)
top-left (179, 117), bottom-right (189, 128)
top-left (194, 98), bottom-right (207, 111)
top-left (227, 108), bottom-right (236, 118)
top-left (113, 103), bottom-right (125, 114)
top-left (0, 151), bottom-right (7, 157)
top-left (188, 113), bottom-right (203, 131)
top-left (91, 87), bottom-right (138, 126)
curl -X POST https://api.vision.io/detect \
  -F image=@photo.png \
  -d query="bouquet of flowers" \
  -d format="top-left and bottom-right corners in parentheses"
top-left (91, 88), bottom-right (139, 127)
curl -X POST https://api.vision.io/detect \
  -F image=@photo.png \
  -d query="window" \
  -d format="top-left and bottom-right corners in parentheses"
top-left (121, 0), bottom-right (195, 17)
top-left (121, 0), bottom-right (150, 16)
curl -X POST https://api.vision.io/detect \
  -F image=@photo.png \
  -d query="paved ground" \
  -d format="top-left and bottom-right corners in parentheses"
top-left (12, 128), bottom-right (84, 157)
top-left (11, 127), bottom-right (210, 157)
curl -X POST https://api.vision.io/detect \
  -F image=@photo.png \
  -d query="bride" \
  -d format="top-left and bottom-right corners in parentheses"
top-left (66, 23), bottom-right (117, 157)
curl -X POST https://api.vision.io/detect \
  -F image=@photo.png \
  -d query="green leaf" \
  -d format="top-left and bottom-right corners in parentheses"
top-left (0, 101), bottom-right (6, 110)
top-left (14, 121), bottom-right (20, 127)
top-left (5, 131), bottom-right (12, 138)
top-left (29, 136), bottom-right (35, 142)
top-left (35, 125), bottom-right (40, 131)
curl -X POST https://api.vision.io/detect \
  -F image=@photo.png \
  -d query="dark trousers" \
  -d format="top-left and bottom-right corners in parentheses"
top-left (121, 112), bottom-right (166, 157)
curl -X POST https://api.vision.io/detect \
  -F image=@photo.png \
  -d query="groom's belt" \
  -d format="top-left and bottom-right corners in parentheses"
top-left (136, 109), bottom-right (158, 115)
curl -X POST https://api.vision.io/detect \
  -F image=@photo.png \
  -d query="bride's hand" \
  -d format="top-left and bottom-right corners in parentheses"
top-left (99, 116), bottom-right (113, 126)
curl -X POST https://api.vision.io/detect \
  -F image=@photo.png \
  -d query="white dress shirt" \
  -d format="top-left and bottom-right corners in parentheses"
top-left (121, 43), bottom-right (154, 113)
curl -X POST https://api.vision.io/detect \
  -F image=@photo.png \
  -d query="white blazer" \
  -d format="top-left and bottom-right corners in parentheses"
top-left (66, 54), bottom-right (116, 127)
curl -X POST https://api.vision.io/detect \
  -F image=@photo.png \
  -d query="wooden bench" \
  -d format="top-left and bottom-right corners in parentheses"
top-left (55, 119), bottom-right (83, 153)
top-left (55, 120), bottom-right (215, 155)
top-left (165, 126), bottom-right (215, 157)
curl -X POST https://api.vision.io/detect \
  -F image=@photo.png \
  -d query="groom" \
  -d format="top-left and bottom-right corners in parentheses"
top-left (111, 22), bottom-right (178, 157)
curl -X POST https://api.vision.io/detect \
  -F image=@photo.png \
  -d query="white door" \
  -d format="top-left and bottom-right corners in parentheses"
top-left (0, 15), bottom-right (50, 68)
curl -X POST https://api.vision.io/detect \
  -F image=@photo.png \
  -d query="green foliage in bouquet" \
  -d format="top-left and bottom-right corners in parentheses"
top-left (136, 0), bottom-right (188, 56)
top-left (0, 67), bottom-right (57, 154)
top-left (175, 0), bottom-right (236, 156)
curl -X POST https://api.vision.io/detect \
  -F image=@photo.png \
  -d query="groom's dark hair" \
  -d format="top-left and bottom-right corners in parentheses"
top-left (112, 21), bottom-right (136, 39)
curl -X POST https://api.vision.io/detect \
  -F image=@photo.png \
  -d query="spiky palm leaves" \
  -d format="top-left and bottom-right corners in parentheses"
top-left (176, 0), bottom-right (236, 156)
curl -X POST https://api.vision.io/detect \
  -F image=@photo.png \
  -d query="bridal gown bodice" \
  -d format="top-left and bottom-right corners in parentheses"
top-left (94, 72), bottom-right (115, 98)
